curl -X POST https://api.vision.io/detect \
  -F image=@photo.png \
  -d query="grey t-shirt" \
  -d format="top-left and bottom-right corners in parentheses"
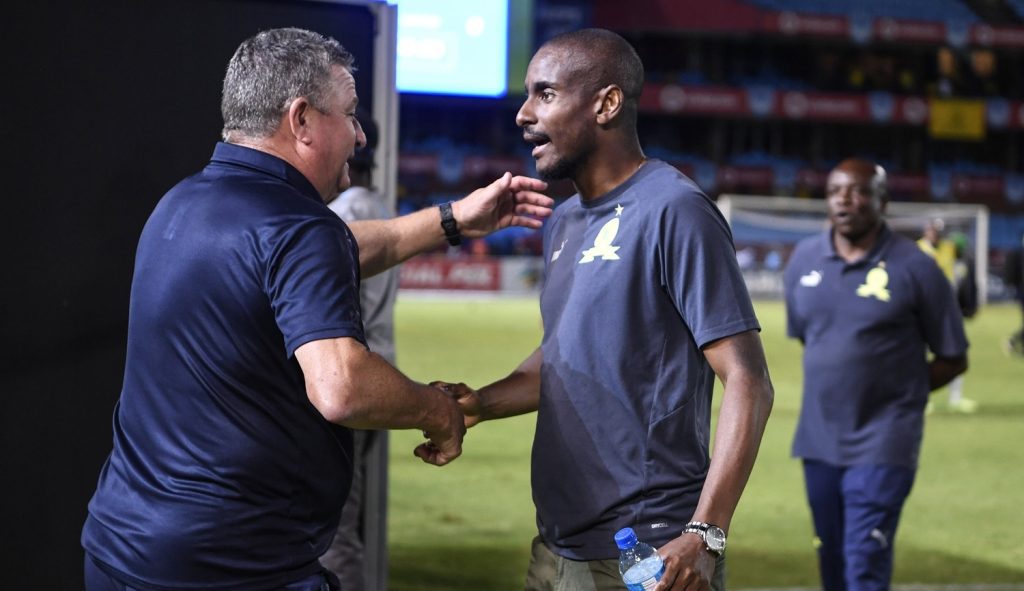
top-left (535, 160), bottom-right (760, 560)
top-left (329, 186), bottom-right (399, 364)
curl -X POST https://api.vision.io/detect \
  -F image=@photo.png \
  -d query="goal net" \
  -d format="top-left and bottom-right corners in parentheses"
top-left (716, 194), bottom-right (990, 303)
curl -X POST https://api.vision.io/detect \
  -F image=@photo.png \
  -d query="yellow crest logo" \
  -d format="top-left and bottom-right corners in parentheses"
top-left (579, 206), bottom-right (624, 264)
top-left (856, 262), bottom-right (891, 302)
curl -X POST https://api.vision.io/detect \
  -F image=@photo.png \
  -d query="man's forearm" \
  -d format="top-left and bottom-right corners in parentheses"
top-left (342, 351), bottom-right (455, 432)
top-left (298, 337), bottom-right (455, 431)
top-left (692, 371), bottom-right (773, 531)
top-left (348, 207), bottom-right (445, 278)
top-left (477, 348), bottom-right (543, 421)
top-left (347, 173), bottom-right (553, 278)
top-left (929, 354), bottom-right (968, 391)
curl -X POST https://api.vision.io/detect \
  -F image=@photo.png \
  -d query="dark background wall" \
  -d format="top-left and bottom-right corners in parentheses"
top-left (1, 1), bottom-right (375, 587)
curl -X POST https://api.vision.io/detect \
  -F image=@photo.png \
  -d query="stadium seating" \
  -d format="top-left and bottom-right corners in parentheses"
top-left (742, 0), bottom-right (981, 23)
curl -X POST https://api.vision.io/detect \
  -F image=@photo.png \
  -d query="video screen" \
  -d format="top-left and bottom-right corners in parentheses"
top-left (395, 0), bottom-right (509, 97)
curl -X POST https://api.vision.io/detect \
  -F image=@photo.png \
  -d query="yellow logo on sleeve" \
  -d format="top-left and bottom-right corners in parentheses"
top-left (856, 262), bottom-right (891, 302)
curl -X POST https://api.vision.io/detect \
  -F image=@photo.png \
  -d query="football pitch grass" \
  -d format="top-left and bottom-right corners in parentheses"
top-left (387, 296), bottom-right (1024, 590)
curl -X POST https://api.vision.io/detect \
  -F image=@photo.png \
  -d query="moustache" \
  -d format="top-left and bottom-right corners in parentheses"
top-left (522, 128), bottom-right (551, 144)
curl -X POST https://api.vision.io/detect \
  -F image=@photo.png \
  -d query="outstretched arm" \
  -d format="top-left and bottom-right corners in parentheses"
top-left (433, 347), bottom-right (543, 428)
top-left (655, 330), bottom-right (774, 591)
top-left (349, 173), bottom-right (552, 277)
top-left (295, 336), bottom-right (466, 466)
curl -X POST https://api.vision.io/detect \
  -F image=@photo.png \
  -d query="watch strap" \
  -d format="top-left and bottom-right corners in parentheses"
top-left (683, 521), bottom-right (726, 556)
top-left (684, 521), bottom-right (712, 532)
top-left (439, 202), bottom-right (461, 246)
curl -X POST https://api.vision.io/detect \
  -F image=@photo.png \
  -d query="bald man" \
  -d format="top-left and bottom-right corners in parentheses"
top-left (783, 158), bottom-right (968, 590)
top-left (434, 29), bottom-right (774, 591)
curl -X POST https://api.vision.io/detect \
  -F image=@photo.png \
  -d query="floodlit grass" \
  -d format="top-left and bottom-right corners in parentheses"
top-left (388, 296), bottom-right (1024, 590)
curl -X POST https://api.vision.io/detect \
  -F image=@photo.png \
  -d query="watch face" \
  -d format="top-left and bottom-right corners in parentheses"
top-left (705, 526), bottom-right (727, 552)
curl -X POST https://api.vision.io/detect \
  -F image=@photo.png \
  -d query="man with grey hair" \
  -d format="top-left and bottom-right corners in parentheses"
top-left (81, 27), bottom-right (552, 591)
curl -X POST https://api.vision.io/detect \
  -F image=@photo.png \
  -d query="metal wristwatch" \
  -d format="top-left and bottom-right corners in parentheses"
top-left (683, 521), bottom-right (726, 556)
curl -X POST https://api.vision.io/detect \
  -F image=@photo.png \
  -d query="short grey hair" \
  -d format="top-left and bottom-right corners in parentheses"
top-left (221, 27), bottom-right (355, 141)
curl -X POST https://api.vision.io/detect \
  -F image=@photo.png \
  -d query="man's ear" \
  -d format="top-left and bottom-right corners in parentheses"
top-left (286, 97), bottom-right (314, 145)
top-left (595, 85), bottom-right (624, 126)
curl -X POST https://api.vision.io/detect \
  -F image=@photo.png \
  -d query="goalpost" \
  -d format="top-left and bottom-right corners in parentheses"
top-left (716, 195), bottom-right (990, 304)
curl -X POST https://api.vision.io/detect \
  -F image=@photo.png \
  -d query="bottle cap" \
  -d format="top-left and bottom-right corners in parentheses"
top-left (614, 527), bottom-right (638, 550)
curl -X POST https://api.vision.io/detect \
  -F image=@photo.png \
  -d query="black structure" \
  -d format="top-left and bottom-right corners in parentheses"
top-left (1, 2), bottom-right (375, 587)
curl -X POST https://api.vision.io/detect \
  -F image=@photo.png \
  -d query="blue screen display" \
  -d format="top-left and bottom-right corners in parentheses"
top-left (394, 0), bottom-right (509, 97)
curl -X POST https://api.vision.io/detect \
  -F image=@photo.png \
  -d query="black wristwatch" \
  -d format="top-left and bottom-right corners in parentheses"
top-left (683, 521), bottom-right (726, 556)
top-left (438, 202), bottom-right (461, 246)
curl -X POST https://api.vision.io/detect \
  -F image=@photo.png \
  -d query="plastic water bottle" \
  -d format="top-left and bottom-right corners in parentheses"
top-left (614, 527), bottom-right (665, 591)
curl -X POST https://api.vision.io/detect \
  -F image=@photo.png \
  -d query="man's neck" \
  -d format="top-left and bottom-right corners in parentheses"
top-left (833, 223), bottom-right (883, 263)
top-left (575, 149), bottom-right (647, 202)
top-left (228, 135), bottom-right (329, 202)
top-left (229, 135), bottom-right (282, 157)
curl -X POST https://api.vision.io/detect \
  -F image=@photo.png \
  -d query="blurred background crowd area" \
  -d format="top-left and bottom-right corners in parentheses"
top-left (392, 0), bottom-right (1024, 271)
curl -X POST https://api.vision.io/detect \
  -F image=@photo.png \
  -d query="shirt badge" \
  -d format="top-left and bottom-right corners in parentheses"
top-left (856, 262), bottom-right (891, 302)
top-left (799, 270), bottom-right (823, 287)
top-left (551, 239), bottom-right (568, 262)
top-left (579, 205), bottom-right (623, 264)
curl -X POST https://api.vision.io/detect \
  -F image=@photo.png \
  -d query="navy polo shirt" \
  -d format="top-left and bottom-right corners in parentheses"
top-left (783, 225), bottom-right (968, 468)
top-left (535, 160), bottom-right (760, 560)
top-left (82, 143), bottom-right (365, 590)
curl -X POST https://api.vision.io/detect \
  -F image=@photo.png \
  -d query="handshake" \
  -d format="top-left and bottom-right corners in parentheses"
top-left (412, 381), bottom-right (481, 467)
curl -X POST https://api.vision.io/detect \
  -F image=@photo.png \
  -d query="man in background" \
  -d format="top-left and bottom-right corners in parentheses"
top-left (918, 219), bottom-right (977, 412)
top-left (917, 218), bottom-right (956, 282)
top-left (322, 109), bottom-right (396, 590)
top-left (950, 231), bottom-right (979, 324)
top-left (784, 158), bottom-right (968, 591)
